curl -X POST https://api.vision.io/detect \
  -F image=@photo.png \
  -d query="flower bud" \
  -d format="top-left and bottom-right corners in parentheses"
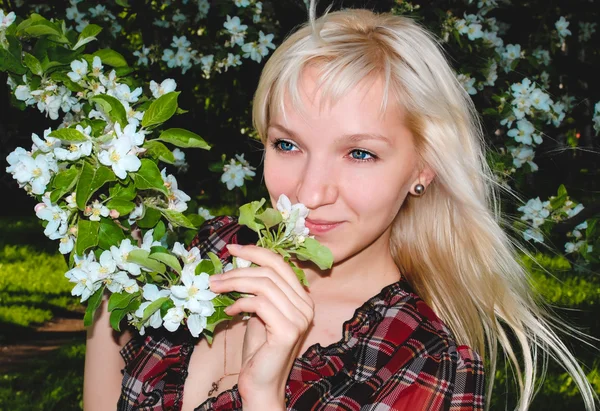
top-left (110, 209), bottom-right (120, 219)
top-left (69, 226), bottom-right (78, 235)
top-left (34, 203), bottom-right (46, 213)
top-left (84, 206), bottom-right (92, 215)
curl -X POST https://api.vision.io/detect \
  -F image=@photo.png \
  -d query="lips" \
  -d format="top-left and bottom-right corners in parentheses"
top-left (305, 218), bottom-right (344, 234)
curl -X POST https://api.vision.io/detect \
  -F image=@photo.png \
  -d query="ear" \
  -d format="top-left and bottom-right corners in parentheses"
top-left (409, 167), bottom-right (436, 195)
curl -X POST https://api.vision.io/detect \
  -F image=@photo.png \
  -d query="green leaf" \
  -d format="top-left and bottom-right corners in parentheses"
top-left (207, 252), bottom-right (223, 274)
top-left (238, 199), bottom-right (266, 233)
top-left (140, 296), bottom-right (170, 324)
top-left (74, 24), bottom-right (102, 49)
top-left (142, 92), bottom-right (180, 128)
top-left (196, 259), bottom-right (215, 275)
top-left (83, 286), bottom-right (105, 327)
top-left (92, 49), bottom-right (128, 68)
top-left (132, 159), bottom-right (168, 195)
top-left (160, 209), bottom-right (196, 229)
top-left (153, 220), bottom-right (166, 241)
top-left (149, 252), bottom-right (182, 274)
top-left (127, 249), bottom-right (166, 274)
top-left (49, 128), bottom-right (88, 143)
top-left (0, 48), bottom-right (26, 74)
top-left (90, 94), bottom-right (127, 127)
top-left (109, 296), bottom-right (140, 332)
top-left (211, 295), bottom-right (235, 307)
top-left (24, 21), bottom-right (62, 38)
top-left (137, 207), bottom-right (161, 228)
top-left (292, 237), bottom-right (334, 270)
top-left (109, 182), bottom-right (137, 201)
top-left (289, 262), bottom-right (308, 287)
top-left (76, 219), bottom-right (100, 255)
top-left (105, 198), bottom-right (136, 215)
top-left (98, 218), bottom-right (126, 250)
top-left (52, 166), bottom-right (79, 191)
top-left (143, 140), bottom-right (176, 164)
top-left (256, 208), bottom-right (282, 229)
top-left (76, 163), bottom-right (117, 210)
top-left (116, 0), bottom-right (130, 7)
top-left (204, 307), bottom-right (233, 344)
top-left (157, 128), bottom-right (211, 150)
top-left (50, 166), bottom-right (79, 203)
top-left (23, 52), bottom-right (43, 75)
top-left (108, 291), bottom-right (138, 311)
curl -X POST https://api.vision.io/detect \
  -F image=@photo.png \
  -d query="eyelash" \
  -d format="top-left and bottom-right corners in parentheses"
top-left (269, 139), bottom-right (379, 163)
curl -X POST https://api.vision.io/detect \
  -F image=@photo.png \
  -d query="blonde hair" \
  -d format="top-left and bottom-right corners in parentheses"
top-left (252, 5), bottom-right (597, 411)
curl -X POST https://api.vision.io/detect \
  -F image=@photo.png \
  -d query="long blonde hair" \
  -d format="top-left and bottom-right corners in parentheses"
top-left (251, 5), bottom-right (597, 411)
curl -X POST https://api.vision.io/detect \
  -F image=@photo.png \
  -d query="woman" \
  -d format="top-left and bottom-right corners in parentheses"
top-left (84, 6), bottom-right (597, 411)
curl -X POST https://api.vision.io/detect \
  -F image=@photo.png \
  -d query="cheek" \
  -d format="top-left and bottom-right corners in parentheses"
top-left (342, 166), bottom-right (411, 218)
top-left (264, 151), bottom-right (296, 206)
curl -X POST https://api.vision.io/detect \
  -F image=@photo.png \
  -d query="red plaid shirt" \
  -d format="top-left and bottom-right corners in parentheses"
top-left (118, 216), bottom-right (485, 410)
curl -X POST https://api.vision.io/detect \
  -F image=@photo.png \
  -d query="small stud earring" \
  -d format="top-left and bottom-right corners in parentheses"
top-left (414, 183), bottom-right (425, 196)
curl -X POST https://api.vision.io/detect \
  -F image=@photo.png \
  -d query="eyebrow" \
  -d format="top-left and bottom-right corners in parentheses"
top-left (268, 123), bottom-right (392, 145)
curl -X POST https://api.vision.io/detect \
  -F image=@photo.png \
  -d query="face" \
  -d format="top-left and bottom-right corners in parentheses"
top-left (264, 66), bottom-right (432, 266)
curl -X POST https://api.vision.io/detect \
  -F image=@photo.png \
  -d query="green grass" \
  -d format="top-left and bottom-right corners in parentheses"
top-left (0, 343), bottom-right (84, 410)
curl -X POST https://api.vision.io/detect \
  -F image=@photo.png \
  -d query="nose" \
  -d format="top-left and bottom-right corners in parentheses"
top-left (295, 155), bottom-right (338, 210)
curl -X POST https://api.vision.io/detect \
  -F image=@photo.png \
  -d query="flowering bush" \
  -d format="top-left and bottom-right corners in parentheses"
top-left (1, 10), bottom-right (331, 340)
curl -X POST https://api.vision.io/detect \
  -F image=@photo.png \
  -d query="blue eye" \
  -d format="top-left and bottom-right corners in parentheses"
top-left (350, 149), bottom-right (373, 161)
top-left (277, 140), bottom-right (296, 151)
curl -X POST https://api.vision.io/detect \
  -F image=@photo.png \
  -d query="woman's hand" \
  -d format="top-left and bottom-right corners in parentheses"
top-left (208, 243), bottom-right (315, 410)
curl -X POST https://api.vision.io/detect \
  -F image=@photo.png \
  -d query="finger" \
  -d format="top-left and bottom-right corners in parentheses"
top-left (226, 295), bottom-right (307, 347)
top-left (211, 276), bottom-right (312, 330)
top-left (212, 266), bottom-right (313, 321)
top-left (226, 244), bottom-right (313, 307)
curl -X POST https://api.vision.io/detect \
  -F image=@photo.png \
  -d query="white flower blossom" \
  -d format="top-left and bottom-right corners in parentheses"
top-left (149, 78), bottom-right (177, 99)
top-left (128, 202), bottom-right (144, 225)
top-left (197, 207), bottom-right (214, 221)
top-left (224, 15), bottom-right (248, 46)
top-left (161, 168), bottom-right (191, 212)
top-left (163, 306), bottom-right (185, 332)
top-left (65, 267), bottom-right (101, 302)
top-left (221, 163), bottom-right (245, 190)
top-left (509, 145), bottom-right (538, 171)
top-left (11, 152), bottom-right (58, 195)
top-left (111, 83), bottom-right (143, 104)
top-left (31, 128), bottom-right (60, 153)
top-left (140, 229), bottom-right (161, 252)
top-left (170, 271), bottom-right (216, 314)
top-left (98, 137), bottom-right (141, 179)
top-left (58, 234), bottom-right (75, 254)
top-left (110, 239), bottom-right (142, 276)
top-left (86, 200), bottom-right (110, 221)
top-left (518, 197), bottom-right (551, 227)
top-left (172, 148), bottom-right (188, 172)
top-left (54, 125), bottom-right (93, 161)
top-left (523, 228), bottom-right (544, 243)
top-left (0, 9), bottom-right (16, 29)
top-left (35, 197), bottom-right (69, 239)
top-left (555, 16), bottom-right (571, 38)
top-left (133, 46), bottom-right (151, 66)
top-left (135, 284), bottom-right (171, 334)
top-left (68, 59), bottom-right (89, 82)
top-left (457, 73), bottom-right (477, 95)
top-left (172, 242), bottom-right (201, 265)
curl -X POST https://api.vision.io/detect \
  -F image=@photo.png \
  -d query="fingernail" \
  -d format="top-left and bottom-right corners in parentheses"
top-left (209, 274), bottom-right (222, 282)
top-left (226, 244), bottom-right (241, 252)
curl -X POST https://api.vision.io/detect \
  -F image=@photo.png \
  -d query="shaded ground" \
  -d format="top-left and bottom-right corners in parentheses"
top-left (0, 313), bottom-right (85, 374)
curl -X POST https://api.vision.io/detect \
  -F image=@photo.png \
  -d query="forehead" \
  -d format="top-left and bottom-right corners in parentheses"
top-left (269, 66), bottom-right (411, 143)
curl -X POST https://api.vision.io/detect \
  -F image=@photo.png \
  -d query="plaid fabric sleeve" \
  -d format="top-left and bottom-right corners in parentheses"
top-left (362, 344), bottom-right (485, 411)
